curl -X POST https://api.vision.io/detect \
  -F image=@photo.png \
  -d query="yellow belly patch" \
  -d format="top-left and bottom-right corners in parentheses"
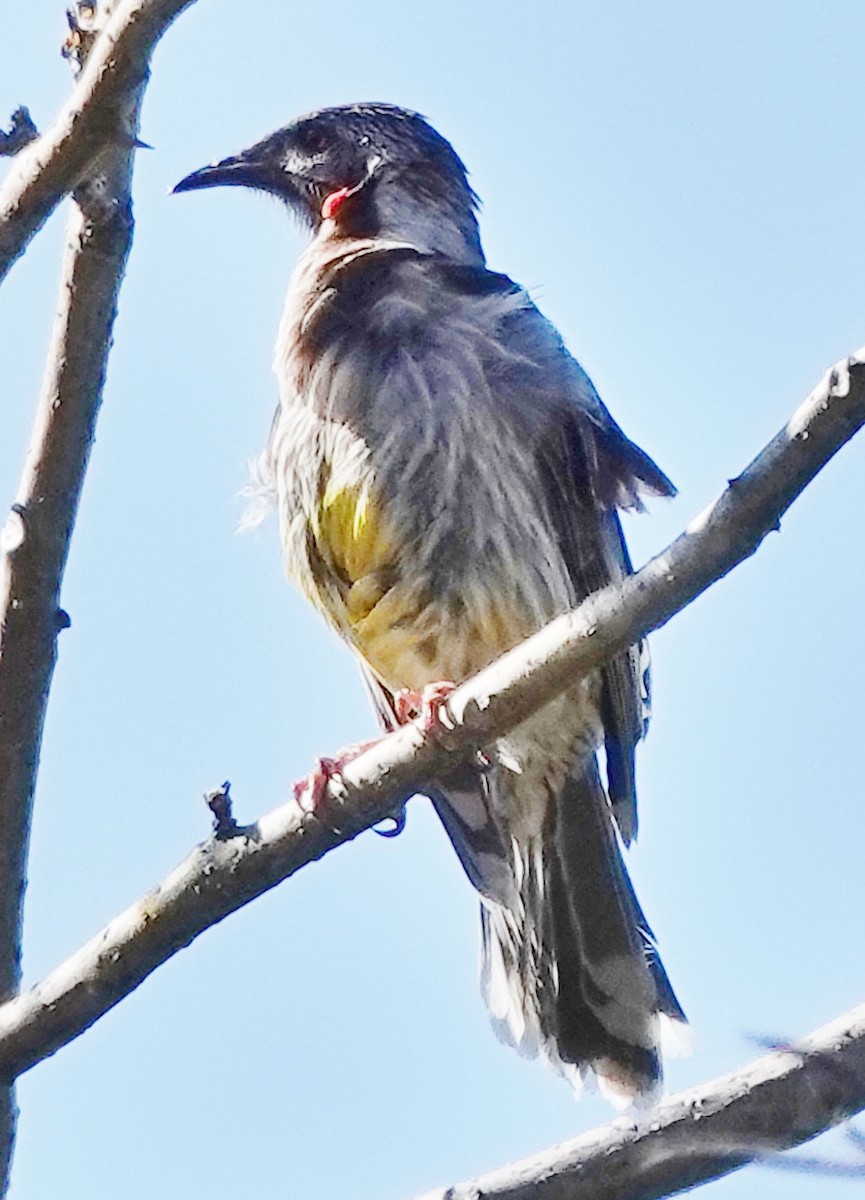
top-left (310, 477), bottom-right (400, 629)
top-left (315, 477), bottom-right (384, 586)
top-left (307, 475), bottom-right (540, 692)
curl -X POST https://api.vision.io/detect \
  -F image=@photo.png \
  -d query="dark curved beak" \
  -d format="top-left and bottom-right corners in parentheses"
top-left (173, 153), bottom-right (255, 194)
top-left (171, 137), bottom-right (293, 195)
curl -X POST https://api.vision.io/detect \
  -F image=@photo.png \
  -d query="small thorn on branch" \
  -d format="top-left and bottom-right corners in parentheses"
top-left (204, 780), bottom-right (238, 838)
top-left (0, 107), bottom-right (38, 157)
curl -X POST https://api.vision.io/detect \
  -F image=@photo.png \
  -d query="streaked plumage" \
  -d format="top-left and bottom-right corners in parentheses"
top-left (175, 102), bottom-right (685, 1100)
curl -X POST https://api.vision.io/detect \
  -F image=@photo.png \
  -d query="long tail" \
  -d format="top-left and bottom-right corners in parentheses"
top-left (472, 763), bottom-right (684, 1101)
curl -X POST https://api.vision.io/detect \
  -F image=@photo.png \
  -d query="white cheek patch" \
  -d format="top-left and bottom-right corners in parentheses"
top-left (282, 150), bottom-right (325, 176)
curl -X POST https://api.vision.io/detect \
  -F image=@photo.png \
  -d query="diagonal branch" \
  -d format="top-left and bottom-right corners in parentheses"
top-left (0, 0), bottom-right (197, 285)
top-left (0, 346), bottom-right (862, 1087)
top-left (413, 1002), bottom-right (865, 1200)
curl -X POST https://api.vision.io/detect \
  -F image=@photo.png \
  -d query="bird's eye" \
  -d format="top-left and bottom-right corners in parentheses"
top-left (299, 128), bottom-right (329, 154)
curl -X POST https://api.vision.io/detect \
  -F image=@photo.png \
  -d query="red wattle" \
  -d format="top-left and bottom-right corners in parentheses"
top-left (321, 187), bottom-right (350, 220)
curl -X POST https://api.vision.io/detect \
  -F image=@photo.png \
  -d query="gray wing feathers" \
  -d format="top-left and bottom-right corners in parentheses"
top-left (597, 512), bottom-right (645, 844)
top-left (492, 298), bottom-right (672, 845)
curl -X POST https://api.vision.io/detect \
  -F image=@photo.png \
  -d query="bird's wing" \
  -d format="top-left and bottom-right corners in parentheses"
top-left (429, 260), bottom-right (675, 844)
top-left (539, 315), bottom-right (674, 844)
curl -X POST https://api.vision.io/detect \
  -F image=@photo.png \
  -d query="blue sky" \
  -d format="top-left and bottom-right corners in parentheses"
top-left (2, 3), bottom-right (865, 1197)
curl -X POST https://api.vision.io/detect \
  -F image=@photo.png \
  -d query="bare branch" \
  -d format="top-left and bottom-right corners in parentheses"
top-left (0, 0), bottom-right (197, 284)
top-left (0, 346), bottom-right (863, 1088)
top-left (0, 1097), bottom-right (12, 1200)
top-left (0, 153), bottom-right (141, 1200)
top-left (0, 109), bottom-right (38, 158)
top-left (0, 141), bottom-right (142, 995)
top-left (412, 1003), bottom-right (865, 1200)
top-left (0, 4), bottom-right (155, 1188)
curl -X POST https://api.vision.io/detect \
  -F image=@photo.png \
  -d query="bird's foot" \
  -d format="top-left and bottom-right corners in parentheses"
top-left (393, 680), bottom-right (456, 734)
top-left (293, 756), bottom-right (344, 815)
top-left (292, 740), bottom-right (408, 839)
top-left (292, 739), bottom-right (379, 815)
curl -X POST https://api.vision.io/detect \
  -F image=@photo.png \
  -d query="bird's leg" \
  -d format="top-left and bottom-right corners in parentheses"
top-left (293, 756), bottom-right (343, 814)
top-left (393, 680), bottom-right (456, 733)
top-left (293, 741), bottom-right (408, 838)
top-left (292, 739), bottom-right (380, 814)
top-left (293, 681), bottom-right (456, 819)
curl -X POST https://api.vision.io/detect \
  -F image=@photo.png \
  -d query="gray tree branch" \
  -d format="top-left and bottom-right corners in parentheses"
top-left (0, 0), bottom-right (197, 285)
top-left (0, 346), bottom-right (862, 1098)
top-left (414, 1002), bottom-right (865, 1200)
top-left (0, 108), bottom-right (38, 158)
top-left (0, 1), bottom-right (161, 1188)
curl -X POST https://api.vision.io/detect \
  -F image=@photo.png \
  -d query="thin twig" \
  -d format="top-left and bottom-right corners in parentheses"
top-left (204, 780), bottom-right (239, 837)
top-left (763, 1153), bottom-right (865, 1179)
top-left (0, 347), bottom-right (862, 1087)
top-left (0, 109), bottom-right (38, 158)
top-left (0, 0), bottom-right (198, 285)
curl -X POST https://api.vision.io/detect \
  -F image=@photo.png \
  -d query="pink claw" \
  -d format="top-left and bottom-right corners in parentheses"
top-left (393, 688), bottom-right (420, 725)
top-left (292, 738), bottom-right (383, 814)
top-left (394, 681), bottom-right (456, 733)
top-left (293, 756), bottom-right (342, 814)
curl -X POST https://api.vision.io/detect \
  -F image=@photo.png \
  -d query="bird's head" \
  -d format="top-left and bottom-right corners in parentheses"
top-left (174, 103), bottom-right (483, 262)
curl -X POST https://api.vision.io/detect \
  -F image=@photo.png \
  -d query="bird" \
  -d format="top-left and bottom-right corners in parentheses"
top-left (174, 102), bottom-right (686, 1102)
